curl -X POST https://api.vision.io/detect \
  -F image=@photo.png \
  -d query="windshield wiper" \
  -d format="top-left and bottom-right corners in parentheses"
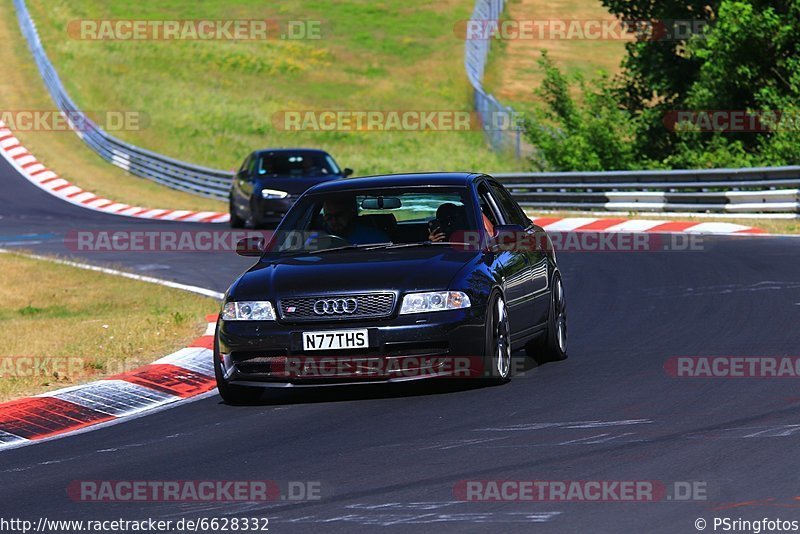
top-left (378, 241), bottom-right (472, 249)
top-left (282, 240), bottom-right (472, 256)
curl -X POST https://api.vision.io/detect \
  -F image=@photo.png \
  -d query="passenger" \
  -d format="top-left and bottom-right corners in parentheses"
top-left (428, 203), bottom-right (468, 242)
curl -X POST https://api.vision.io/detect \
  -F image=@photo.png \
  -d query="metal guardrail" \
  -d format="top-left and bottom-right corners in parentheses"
top-left (465, 0), bottom-right (522, 157)
top-left (495, 169), bottom-right (800, 214)
top-left (14, 0), bottom-right (234, 201)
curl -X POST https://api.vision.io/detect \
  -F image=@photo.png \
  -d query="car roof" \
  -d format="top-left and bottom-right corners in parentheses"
top-left (306, 172), bottom-right (484, 193)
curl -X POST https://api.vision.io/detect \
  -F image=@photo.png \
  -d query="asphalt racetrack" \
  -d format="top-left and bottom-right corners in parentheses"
top-left (2, 155), bottom-right (800, 532)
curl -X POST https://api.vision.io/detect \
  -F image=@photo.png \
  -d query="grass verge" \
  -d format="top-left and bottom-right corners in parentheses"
top-left (0, 251), bottom-right (219, 402)
top-left (483, 0), bottom-right (626, 110)
top-left (20, 0), bottom-right (523, 181)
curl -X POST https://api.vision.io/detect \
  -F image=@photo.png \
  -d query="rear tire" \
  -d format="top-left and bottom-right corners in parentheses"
top-left (229, 197), bottom-right (245, 228)
top-left (525, 273), bottom-right (567, 362)
top-left (483, 292), bottom-right (512, 384)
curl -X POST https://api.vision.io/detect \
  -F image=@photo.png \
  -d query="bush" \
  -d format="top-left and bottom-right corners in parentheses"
top-left (524, 0), bottom-right (800, 170)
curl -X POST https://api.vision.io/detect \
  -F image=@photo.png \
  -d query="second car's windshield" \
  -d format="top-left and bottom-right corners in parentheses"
top-left (266, 187), bottom-right (478, 256)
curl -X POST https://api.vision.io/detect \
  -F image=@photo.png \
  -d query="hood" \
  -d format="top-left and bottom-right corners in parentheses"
top-left (230, 246), bottom-right (482, 299)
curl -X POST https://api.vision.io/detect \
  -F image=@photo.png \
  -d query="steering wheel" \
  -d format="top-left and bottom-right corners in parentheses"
top-left (304, 232), bottom-right (350, 250)
top-left (324, 234), bottom-right (350, 247)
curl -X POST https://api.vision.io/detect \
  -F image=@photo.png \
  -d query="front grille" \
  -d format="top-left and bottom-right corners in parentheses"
top-left (278, 293), bottom-right (395, 322)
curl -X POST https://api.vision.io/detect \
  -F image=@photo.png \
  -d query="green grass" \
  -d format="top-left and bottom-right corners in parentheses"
top-left (0, 2), bottom-right (226, 212)
top-left (24, 0), bottom-right (524, 178)
top-left (0, 251), bottom-right (218, 402)
top-left (482, 0), bottom-right (627, 113)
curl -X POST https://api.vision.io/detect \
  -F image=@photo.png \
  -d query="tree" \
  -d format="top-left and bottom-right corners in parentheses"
top-left (685, 1), bottom-right (800, 162)
top-left (524, 0), bottom-right (800, 169)
top-left (601, 0), bottom-right (719, 160)
top-left (523, 52), bottom-right (641, 171)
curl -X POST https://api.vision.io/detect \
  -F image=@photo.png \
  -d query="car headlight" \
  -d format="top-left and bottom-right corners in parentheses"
top-left (399, 291), bottom-right (471, 315)
top-left (222, 301), bottom-right (277, 321)
top-left (261, 189), bottom-right (289, 199)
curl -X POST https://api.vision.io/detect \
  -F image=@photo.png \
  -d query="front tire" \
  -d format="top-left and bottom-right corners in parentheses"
top-left (526, 273), bottom-right (567, 362)
top-left (213, 335), bottom-right (262, 405)
top-left (483, 292), bottom-right (512, 384)
top-left (216, 378), bottom-right (262, 405)
top-left (229, 197), bottom-right (245, 228)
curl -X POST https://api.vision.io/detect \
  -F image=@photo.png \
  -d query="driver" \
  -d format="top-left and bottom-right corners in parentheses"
top-left (322, 195), bottom-right (389, 245)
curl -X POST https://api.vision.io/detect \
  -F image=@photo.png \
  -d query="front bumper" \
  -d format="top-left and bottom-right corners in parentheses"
top-left (254, 197), bottom-right (296, 222)
top-left (216, 309), bottom-right (486, 387)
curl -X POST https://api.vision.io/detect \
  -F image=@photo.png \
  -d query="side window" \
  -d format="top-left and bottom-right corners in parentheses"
top-left (476, 183), bottom-right (503, 236)
top-left (246, 154), bottom-right (257, 178)
top-left (325, 155), bottom-right (340, 175)
top-left (238, 154), bottom-right (251, 175)
top-left (489, 181), bottom-right (528, 227)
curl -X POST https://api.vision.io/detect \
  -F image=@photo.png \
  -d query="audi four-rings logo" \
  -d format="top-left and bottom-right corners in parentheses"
top-left (313, 298), bottom-right (359, 315)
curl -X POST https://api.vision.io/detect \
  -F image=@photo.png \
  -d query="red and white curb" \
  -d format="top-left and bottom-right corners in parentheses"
top-left (0, 314), bottom-right (219, 452)
top-left (0, 119), bottom-right (229, 223)
top-left (529, 216), bottom-right (764, 235)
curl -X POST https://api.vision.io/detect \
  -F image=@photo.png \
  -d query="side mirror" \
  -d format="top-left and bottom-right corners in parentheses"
top-left (493, 224), bottom-right (525, 250)
top-left (236, 237), bottom-right (265, 257)
top-left (343, 168), bottom-right (354, 177)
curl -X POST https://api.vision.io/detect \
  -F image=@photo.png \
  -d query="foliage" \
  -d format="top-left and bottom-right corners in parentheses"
top-left (524, 0), bottom-right (800, 170)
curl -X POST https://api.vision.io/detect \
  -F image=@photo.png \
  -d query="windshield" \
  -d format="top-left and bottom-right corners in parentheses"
top-left (264, 186), bottom-right (479, 257)
top-left (256, 152), bottom-right (340, 178)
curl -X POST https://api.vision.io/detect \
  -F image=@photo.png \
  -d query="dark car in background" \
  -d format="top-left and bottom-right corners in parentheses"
top-left (215, 172), bottom-right (567, 404)
top-left (229, 149), bottom-right (352, 228)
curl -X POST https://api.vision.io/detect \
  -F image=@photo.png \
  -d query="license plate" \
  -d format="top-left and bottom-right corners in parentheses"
top-left (302, 329), bottom-right (369, 351)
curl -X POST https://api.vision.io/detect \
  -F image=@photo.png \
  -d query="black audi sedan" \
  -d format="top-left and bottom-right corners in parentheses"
top-left (229, 148), bottom-right (352, 228)
top-left (215, 172), bottom-right (567, 403)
